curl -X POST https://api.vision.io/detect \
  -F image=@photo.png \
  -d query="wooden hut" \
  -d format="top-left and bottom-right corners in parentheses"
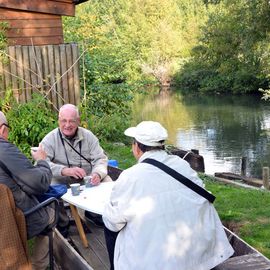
top-left (0, 0), bottom-right (88, 46)
top-left (0, 0), bottom-right (88, 108)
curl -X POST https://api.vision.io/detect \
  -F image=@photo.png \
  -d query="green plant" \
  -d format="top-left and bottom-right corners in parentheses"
top-left (6, 94), bottom-right (57, 156)
top-left (79, 83), bottom-right (134, 142)
top-left (202, 174), bottom-right (270, 258)
top-left (0, 21), bottom-right (8, 62)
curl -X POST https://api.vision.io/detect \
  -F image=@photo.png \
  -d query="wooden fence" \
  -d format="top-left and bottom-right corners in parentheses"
top-left (0, 43), bottom-right (81, 109)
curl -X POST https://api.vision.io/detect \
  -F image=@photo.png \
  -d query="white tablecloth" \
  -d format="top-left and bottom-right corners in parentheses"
top-left (61, 181), bottom-right (115, 215)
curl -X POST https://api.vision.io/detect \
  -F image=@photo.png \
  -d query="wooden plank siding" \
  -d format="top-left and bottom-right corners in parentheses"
top-left (0, 0), bottom-right (75, 16)
top-left (0, 43), bottom-right (81, 109)
top-left (0, 8), bottom-right (64, 46)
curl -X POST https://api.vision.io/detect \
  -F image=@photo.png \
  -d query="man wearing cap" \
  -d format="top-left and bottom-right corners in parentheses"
top-left (102, 121), bottom-right (234, 270)
top-left (0, 111), bottom-right (55, 270)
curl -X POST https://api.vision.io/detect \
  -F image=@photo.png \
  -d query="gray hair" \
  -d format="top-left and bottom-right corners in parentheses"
top-left (59, 104), bottom-right (80, 118)
top-left (0, 111), bottom-right (8, 125)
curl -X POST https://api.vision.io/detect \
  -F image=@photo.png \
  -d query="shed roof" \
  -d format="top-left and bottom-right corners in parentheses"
top-left (0, 0), bottom-right (89, 17)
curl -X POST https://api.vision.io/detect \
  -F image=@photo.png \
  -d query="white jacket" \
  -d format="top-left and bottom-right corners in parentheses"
top-left (103, 150), bottom-right (234, 270)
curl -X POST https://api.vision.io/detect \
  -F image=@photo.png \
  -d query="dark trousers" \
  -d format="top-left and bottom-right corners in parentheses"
top-left (104, 227), bottom-right (119, 270)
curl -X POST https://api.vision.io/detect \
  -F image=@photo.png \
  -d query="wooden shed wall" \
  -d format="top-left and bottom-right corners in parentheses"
top-left (0, 8), bottom-right (64, 46)
top-left (0, 43), bottom-right (81, 109)
top-left (0, 0), bottom-right (75, 16)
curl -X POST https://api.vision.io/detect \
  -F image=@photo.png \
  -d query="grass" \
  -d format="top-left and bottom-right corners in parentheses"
top-left (103, 142), bottom-right (270, 259)
top-left (102, 141), bottom-right (135, 169)
top-left (201, 174), bottom-right (270, 258)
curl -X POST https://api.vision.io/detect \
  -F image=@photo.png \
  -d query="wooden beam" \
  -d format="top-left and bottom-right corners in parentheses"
top-left (6, 28), bottom-right (63, 38)
top-left (7, 36), bottom-right (64, 46)
top-left (5, 19), bottom-right (62, 29)
top-left (0, 8), bottom-right (62, 19)
top-left (0, 0), bottom-right (75, 16)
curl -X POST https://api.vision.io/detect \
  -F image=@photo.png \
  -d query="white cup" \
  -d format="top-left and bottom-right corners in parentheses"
top-left (83, 176), bottom-right (93, 188)
top-left (70, 183), bottom-right (80, 196)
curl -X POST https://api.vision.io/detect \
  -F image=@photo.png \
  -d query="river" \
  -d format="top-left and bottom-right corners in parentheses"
top-left (132, 88), bottom-right (270, 178)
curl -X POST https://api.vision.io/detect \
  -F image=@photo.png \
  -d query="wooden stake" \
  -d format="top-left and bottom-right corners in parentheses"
top-left (241, 157), bottom-right (247, 177)
top-left (262, 167), bottom-right (270, 190)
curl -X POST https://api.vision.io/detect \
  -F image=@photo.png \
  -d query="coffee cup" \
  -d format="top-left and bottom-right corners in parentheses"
top-left (70, 183), bottom-right (80, 196)
top-left (83, 176), bottom-right (93, 188)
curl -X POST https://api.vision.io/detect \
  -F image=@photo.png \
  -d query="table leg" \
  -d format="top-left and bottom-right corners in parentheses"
top-left (69, 204), bottom-right (89, 248)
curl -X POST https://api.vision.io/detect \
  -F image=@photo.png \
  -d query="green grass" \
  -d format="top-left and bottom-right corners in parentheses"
top-left (201, 174), bottom-right (270, 258)
top-left (104, 142), bottom-right (270, 258)
top-left (102, 141), bottom-right (135, 169)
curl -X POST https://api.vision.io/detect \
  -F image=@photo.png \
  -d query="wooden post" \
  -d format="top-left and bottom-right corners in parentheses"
top-left (241, 157), bottom-right (247, 177)
top-left (262, 167), bottom-right (270, 190)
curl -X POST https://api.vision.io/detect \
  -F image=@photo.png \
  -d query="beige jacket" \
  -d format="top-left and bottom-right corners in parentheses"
top-left (41, 127), bottom-right (108, 185)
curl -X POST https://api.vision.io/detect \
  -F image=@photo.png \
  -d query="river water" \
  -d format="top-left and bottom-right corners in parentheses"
top-left (132, 88), bottom-right (270, 178)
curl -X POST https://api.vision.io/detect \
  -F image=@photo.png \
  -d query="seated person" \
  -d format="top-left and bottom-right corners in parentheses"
top-left (0, 111), bottom-right (55, 270)
top-left (41, 104), bottom-right (110, 230)
top-left (102, 121), bottom-right (234, 270)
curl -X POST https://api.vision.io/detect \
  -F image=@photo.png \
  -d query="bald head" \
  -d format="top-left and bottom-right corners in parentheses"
top-left (0, 111), bottom-right (8, 126)
top-left (59, 104), bottom-right (79, 118)
top-left (58, 104), bottom-right (80, 137)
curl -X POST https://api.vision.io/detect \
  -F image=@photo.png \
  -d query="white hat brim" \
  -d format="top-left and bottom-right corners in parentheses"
top-left (124, 127), bottom-right (137, 138)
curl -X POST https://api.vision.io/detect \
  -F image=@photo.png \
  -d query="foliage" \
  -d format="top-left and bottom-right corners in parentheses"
top-left (102, 141), bottom-right (135, 169)
top-left (0, 21), bottom-right (8, 89)
top-left (2, 94), bottom-right (57, 156)
top-left (63, 0), bottom-right (207, 86)
top-left (79, 83), bottom-right (134, 142)
top-left (175, 0), bottom-right (270, 94)
top-left (0, 21), bottom-right (8, 61)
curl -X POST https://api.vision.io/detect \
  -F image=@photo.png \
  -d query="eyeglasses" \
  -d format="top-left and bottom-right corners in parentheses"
top-left (58, 119), bottom-right (78, 125)
top-left (0, 123), bottom-right (10, 129)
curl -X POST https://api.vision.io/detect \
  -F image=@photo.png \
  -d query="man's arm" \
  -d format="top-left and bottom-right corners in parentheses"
top-left (88, 136), bottom-right (108, 180)
top-left (102, 171), bottom-right (133, 232)
top-left (2, 142), bottom-right (52, 195)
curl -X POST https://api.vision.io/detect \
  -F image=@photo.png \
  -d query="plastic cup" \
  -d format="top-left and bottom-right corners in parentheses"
top-left (83, 176), bottom-right (93, 188)
top-left (70, 183), bottom-right (80, 196)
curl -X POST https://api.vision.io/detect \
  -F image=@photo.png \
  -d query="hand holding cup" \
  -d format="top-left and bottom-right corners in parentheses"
top-left (31, 144), bottom-right (47, 161)
top-left (83, 176), bottom-right (93, 188)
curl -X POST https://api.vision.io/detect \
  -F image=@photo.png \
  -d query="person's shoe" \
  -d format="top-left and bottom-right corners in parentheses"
top-left (85, 211), bottom-right (104, 228)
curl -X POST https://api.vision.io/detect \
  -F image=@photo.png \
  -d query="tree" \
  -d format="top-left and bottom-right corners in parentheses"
top-left (175, 0), bottom-right (270, 94)
top-left (64, 0), bottom-right (207, 87)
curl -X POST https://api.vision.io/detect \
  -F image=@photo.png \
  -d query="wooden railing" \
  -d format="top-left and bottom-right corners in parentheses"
top-left (0, 43), bottom-right (81, 110)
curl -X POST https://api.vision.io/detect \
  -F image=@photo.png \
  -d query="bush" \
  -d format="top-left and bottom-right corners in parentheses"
top-left (4, 94), bottom-right (57, 156)
top-left (80, 83), bottom-right (134, 142)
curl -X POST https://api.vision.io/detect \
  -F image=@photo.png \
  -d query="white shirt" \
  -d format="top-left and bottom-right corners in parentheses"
top-left (103, 150), bottom-right (234, 270)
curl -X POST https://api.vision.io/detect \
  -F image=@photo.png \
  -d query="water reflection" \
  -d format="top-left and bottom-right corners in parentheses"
top-left (132, 89), bottom-right (270, 178)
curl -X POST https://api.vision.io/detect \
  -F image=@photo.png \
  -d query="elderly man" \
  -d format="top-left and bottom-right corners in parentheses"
top-left (0, 111), bottom-right (54, 270)
top-left (41, 104), bottom-right (109, 230)
top-left (41, 104), bottom-right (108, 185)
top-left (102, 121), bottom-right (234, 270)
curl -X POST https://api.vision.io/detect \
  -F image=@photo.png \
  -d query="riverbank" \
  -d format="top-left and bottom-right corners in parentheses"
top-left (103, 142), bottom-right (270, 258)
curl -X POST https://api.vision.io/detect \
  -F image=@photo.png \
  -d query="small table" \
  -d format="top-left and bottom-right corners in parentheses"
top-left (61, 181), bottom-right (115, 248)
